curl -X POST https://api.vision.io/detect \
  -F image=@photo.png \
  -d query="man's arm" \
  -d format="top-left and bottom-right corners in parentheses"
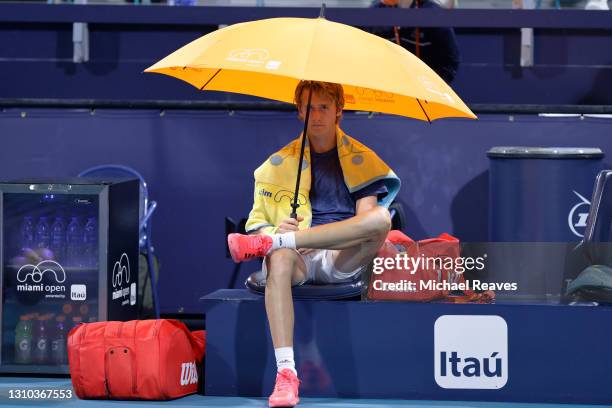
top-left (355, 195), bottom-right (379, 215)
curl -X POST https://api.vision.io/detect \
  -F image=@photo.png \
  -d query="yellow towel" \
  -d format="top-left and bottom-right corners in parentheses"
top-left (246, 127), bottom-right (401, 235)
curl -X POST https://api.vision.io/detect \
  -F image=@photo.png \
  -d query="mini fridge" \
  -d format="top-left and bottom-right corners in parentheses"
top-left (0, 178), bottom-right (139, 374)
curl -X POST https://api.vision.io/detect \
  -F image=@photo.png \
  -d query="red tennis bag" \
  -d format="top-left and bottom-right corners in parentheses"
top-left (68, 319), bottom-right (205, 400)
top-left (367, 230), bottom-right (494, 302)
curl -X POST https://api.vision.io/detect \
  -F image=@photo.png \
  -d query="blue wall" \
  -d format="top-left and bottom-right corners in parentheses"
top-left (2, 5), bottom-right (612, 312)
top-left (1, 109), bottom-right (611, 312)
top-left (1, 9), bottom-right (612, 105)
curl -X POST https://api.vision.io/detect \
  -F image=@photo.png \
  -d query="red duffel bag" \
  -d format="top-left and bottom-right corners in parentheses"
top-left (367, 231), bottom-right (461, 301)
top-left (367, 230), bottom-right (494, 303)
top-left (68, 319), bottom-right (205, 400)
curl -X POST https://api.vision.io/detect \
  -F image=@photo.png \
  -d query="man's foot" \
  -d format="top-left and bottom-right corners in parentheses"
top-left (269, 369), bottom-right (300, 407)
top-left (227, 233), bottom-right (273, 262)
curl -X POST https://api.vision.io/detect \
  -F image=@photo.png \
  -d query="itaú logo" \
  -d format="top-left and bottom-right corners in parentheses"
top-left (568, 191), bottom-right (591, 238)
top-left (434, 315), bottom-right (508, 389)
top-left (180, 361), bottom-right (198, 386)
top-left (439, 351), bottom-right (502, 378)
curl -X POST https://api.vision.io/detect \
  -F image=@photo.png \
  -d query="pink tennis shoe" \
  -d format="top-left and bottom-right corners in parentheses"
top-left (268, 369), bottom-right (300, 407)
top-left (227, 233), bottom-right (273, 262)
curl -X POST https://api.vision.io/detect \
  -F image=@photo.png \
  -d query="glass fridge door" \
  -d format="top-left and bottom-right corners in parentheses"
top-left (1, 191), bottom-right (100, 371)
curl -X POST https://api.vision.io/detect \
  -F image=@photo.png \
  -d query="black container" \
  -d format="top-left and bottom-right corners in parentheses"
top-left (0, 178), bottom-right (139, 374)
top-left (486, 147), bottom-right (604, 301)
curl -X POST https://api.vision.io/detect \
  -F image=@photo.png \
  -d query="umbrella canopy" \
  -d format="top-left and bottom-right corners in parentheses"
top-left (146, 12), bottom-right (476, 217)
top-left (145, 15), bottom-right (475, 122)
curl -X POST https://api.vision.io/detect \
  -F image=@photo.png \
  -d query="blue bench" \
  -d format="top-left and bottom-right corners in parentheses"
top-left (200, 289), bottom-right (612, 404)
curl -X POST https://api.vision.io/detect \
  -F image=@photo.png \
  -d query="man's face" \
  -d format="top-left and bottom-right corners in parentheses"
top-left (298, 91), bottom-right (341, 139)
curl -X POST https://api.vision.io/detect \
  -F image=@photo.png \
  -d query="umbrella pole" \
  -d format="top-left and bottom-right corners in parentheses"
top-left (290, 86), bottom-right (313, 219)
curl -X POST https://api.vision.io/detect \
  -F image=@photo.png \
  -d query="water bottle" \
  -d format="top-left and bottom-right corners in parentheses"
top-left (50, 217), bottom-right (66, 262)
top-left (71, 316), bottom-right (83, 331)
top-left (79, 304), bottom-right (89, 317)
top-left (83, 217), bottom-right (98, 267)
top-left (66, 217), bottom-right (82, 267)
top-left (14, 315), bottom-right (33, 364)
top-left (35, 216), bottom-right (51, 250)
top-left (32, 315), bottom-right (49, 365)
top-left (20, 216), bottom-right (35, 250)
top-left (51, 316), bottom-right (67, 365)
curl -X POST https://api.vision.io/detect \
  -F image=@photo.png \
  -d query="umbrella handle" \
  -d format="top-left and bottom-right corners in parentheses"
top-left (291, 84), bottom-right (313, 220)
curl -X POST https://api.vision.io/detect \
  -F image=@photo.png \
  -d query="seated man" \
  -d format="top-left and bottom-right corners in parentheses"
top-left (228, 80), bottom-right (400, 407)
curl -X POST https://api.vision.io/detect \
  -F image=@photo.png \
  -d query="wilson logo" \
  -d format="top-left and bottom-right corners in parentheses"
top-left (180, 361), bottom-right (198, 386)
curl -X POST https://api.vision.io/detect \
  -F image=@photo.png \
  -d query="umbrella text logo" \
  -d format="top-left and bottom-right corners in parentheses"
top-left (419, 75), bottom-right (455, 104)
top-left (353, 87), bottom-right (395, 105)
top-left (265, 60), bottom-right (282, 70)
top-left (227, 49), bottom-right (269, 67)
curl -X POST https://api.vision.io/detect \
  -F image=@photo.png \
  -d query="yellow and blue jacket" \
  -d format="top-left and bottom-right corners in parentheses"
top-left (245, 127), bottom-right (401, 235)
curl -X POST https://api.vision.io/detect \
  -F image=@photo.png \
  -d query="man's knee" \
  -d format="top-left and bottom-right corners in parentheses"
top-left (363, 206), bottom-right (391, 238)
top-left (266, 248), bottom-right (300, 281)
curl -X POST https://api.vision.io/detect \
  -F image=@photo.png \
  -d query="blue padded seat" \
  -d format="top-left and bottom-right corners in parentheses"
top-left (240, 201), bottom-right (404, 300)
top-left (245, 270), bottom-right (362, 300)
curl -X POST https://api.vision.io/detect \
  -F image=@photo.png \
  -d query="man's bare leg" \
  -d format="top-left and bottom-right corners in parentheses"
top-left (294, 206), bottom-right (391, 251)
top-left (265, 248), bottom-right (304, 406)
top-left (265, 249), bottom-right (307, 349)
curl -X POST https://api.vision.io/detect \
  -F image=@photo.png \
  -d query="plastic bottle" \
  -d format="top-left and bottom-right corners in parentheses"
top-left (71, 316), bottom-right (83, 332)
top-left (32, 315), bottom-right (49, 365)
top-left (20, 216), bottom-right (35, 250)
top-left (79, 304), bottom-right (89, 317)
top-left (83, 217), bottom-right (98, 267)
top-left (35, 216), bottom-right (51, 250)
top-left (62, 303), bottom-right (73, 317)
top-left (50, 217), bottom-right (66, 262)
top-left (66, 216), bottom-right (82, 267)
top-left (51, 316), bottom-right (67, 365)
top-left (14, 315), bottom-right (33, 364)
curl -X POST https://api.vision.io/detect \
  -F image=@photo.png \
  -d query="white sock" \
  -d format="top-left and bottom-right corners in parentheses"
top-left (275, 347), bottom-right (297, 375)
top-left (271, 232), bottom-right (296, 252)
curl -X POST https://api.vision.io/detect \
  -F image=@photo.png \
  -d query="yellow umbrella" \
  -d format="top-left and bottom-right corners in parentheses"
top-left (145, 13), bottom-right (474, 121)
top-left (145, 8), bottom-right (476, 216)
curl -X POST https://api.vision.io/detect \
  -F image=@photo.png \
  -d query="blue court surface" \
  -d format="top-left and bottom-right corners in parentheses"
top-left (0, 377), bottom-right (609, 408)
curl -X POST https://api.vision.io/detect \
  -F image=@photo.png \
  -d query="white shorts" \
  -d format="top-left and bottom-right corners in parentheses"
top-left (261, 249), bottom-right (366, 286)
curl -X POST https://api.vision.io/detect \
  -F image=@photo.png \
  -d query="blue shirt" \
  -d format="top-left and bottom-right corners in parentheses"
top-left (310, 147), bottom-right (388, 227)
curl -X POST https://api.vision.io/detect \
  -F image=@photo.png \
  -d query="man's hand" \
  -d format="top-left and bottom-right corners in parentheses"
top-left (277, 216), bottom-right (304, 234)
top-left (277, 216), bottom-right (316, 255)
